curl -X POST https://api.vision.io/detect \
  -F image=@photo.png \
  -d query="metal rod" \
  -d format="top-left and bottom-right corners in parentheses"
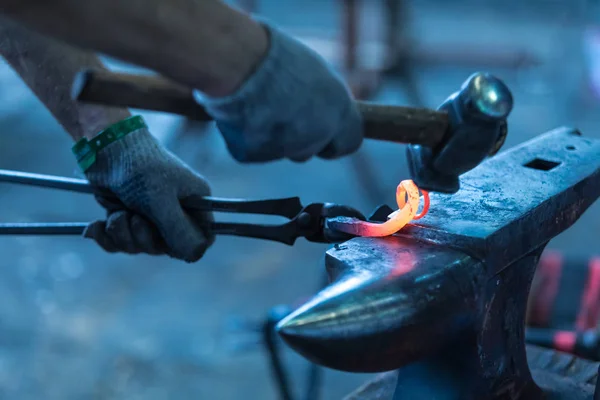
top-left (304, 363), bottom-right (322, 400)
top-left (341, 0), bottom-right (358, 72)
top-left (595, 365), bottom-right (600, 400)
top-left (264, 313), bottom-right (295, 400)
top-left (0, 220), bottom-right (302, 244)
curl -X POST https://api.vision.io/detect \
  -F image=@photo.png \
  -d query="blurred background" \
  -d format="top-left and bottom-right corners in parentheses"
top-left (0, 0), bottom-right (599, 398)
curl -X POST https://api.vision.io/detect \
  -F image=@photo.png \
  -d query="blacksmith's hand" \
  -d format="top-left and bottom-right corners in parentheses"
top-left (194, 21), bottom-right (363, 163)
top-left (77, 116), bottom-right (214, 262)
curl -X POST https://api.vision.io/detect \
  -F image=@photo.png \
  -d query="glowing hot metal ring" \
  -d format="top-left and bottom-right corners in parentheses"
top-left (330, 180), bottom-right (430, 237)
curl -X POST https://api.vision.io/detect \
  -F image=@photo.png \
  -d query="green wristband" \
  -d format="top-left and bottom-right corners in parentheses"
top-left (72, 115), bottom-right (147, 172)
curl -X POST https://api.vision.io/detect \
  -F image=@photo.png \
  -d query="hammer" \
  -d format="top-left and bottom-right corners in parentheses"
top-left (72, 69), bottom-right (513, 193)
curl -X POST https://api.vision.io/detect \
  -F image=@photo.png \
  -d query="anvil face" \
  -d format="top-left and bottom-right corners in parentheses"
top-left (277, 127), bottom-right (600, 378)
top-left (404, 127), bottom-right (600, 270)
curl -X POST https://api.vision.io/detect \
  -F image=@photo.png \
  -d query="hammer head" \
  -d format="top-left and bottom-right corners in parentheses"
top-left (407, 72), bottom-right (513, 193)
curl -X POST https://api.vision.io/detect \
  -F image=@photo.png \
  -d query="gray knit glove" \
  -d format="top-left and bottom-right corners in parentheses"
top-left (194, 21), bottom-right (363, 163)
top-left (83, 127), bottom-right (214, 262)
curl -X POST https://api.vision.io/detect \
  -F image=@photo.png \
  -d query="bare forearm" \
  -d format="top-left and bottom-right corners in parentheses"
top-left (0, 0), bottom-right (269, 97)
top-left (0, 17), bottom-right (130, 141)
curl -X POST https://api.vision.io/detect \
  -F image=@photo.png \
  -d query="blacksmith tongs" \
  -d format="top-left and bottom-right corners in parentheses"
top-left (0, 169), bottom-right (365, 245)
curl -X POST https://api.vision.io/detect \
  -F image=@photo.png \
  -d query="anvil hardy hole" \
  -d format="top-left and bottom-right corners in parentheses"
top-left (523, 158), bottom-right (561, 172)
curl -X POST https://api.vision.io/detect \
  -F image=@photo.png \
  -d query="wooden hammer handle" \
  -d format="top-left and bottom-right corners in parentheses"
top-left (71, 70), bottom-right (212, 121)
top-left (357, 103), bottom-right (447, 147)
top-left (72, 69), bottom-right (449, 147)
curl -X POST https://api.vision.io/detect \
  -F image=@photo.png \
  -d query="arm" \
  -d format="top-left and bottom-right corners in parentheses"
top-left (0, 16), bottom-right (130, 140)
top-left (0, 0), bottom-right (268, 97)
top-left (0, 17), bottom-right (214, 262)
top-left (0, 0), bottom-right (362, 165)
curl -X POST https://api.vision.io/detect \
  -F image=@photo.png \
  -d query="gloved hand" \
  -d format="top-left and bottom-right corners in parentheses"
top-left (194, 21), bottom-right (363, 163)
top-left (81, 121), bottom-right (214, 262)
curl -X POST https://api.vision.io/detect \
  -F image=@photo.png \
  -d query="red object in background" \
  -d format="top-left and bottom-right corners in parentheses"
top-left (553, 330), bottom-right (578, 353)
top-left (528, 251), bottom-right (563, 327)
top-left (529, 252), bottom-right (600, 332)
top-left (577, 257), bottom-right (600, 331)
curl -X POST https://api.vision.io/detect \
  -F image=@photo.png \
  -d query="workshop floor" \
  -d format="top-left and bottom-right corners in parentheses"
top-left (0, 1), bottom-right (598, 399)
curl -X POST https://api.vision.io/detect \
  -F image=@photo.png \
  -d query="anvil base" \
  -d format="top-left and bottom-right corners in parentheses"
top-left (344, 346), bottom-right (598, 400)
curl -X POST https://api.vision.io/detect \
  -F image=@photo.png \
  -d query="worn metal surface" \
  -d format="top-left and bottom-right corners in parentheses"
top-left (403, 127), bottom-right (600, 268)
top-left (277, 127), bottom-right (600, 399)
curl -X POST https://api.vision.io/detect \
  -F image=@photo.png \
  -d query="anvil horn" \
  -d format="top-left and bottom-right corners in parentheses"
top-left (277, 241), bottom-right (482, 372)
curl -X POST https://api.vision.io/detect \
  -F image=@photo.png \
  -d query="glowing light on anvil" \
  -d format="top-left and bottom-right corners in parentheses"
top-left (331, 180), bottom-right (429, 237)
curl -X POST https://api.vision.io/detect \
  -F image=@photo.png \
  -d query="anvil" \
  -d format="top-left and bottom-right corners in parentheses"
top-left (276, 127), bottom-right (600, 400)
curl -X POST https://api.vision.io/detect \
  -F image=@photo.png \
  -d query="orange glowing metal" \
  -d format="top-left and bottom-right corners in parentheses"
top-left (334, 180), bottom-right (429, 237)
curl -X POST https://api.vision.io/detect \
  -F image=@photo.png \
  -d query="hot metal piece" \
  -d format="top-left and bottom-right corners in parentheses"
top-left (327, 179), bottom-right (429, 238)
top-left (277, 127), bottom-right (600, 399)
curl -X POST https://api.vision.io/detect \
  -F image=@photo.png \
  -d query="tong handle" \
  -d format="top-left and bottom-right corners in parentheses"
top-left (0, 169), bottom-right (304, 219)
top-left (183, 195), bottom-right (302, 219)
top-left (0, 169), bottom-right (309, 243)
top-left (208, 222), bottom-right (300, 245)
top-left (0, 169), bottom-right (93, 193)
top-left (0, 223), bottom-right (88, 235)
top-left (0, 222), bottom-right (301, 245)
